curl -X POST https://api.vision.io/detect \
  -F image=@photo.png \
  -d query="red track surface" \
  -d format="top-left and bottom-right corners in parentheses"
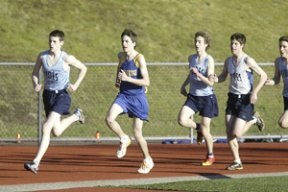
top-left (1, 142), bottom-right (288, 191)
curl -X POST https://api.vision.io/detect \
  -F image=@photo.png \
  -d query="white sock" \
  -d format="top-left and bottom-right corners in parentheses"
top-left (234, 159), bottom-right (241, 164)
top-left (33, 159), bottom-right (40, 166)
top-left (252, 116), bottom-right (257, 123)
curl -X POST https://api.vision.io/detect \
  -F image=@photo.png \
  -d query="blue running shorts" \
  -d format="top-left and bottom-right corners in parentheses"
top-left (43, 89), bottom-right (71, 117)
top-left (225, 92), bottom-right (254, 121)
top-left (114, 93), bottom-right (149, 121)
top-left (184, 93), bottom-right (219, 118)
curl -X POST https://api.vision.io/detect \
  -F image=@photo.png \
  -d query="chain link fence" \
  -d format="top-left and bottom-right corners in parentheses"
top-left (0, 63), bottom-right (286, 144)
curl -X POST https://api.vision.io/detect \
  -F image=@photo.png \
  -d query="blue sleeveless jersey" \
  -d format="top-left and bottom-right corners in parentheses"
top-left (41, 50), bottom-right (70, 90)
top-left (118, 53), bottom-right (145, 95)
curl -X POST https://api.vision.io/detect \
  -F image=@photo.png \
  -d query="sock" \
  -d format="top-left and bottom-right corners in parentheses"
top-left (75, 113), bottom-right (80, 121)
top-left (196, 123), bottom-right (201, 132)
top-left (252, 116), bottom-right (257, 124)
top-left (33, 159), bottom-right (40, 166)
top-left (234, 159), bottom-right (241, 164)
top-left (144, 156), bottom-right (152, 162)
top-left (208, 153), bottom-right (214, 158)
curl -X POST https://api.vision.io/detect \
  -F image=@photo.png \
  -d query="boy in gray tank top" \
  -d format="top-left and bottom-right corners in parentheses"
top-left (265, 36), bottom-right (288, 129)
top-left (24, 30), bottom-right (87, 174)
top-left (178, 31), bottom-right (218, 166)
top-left (209, 33), bottom-right (267, 171)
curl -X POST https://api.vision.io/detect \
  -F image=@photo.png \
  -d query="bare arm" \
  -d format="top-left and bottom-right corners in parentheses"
top-left (265, 58), bottom-right (281, 86)
top-left (209, 59), bottom-right (229, 83)
top-left (246, 57), bottom-right (267, 103)
top-left (66, 55), bottom-right (87, 92)
top-left (31, 53), bottom-right (42, 92)
top-left (115, 52), bottom-right (124, 87)
top-left (180, 74), bottom-right (190, 96)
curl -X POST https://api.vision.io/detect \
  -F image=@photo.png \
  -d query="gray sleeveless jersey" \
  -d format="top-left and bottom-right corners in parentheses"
top-left (189, 54), bottom-right (214, 96)
top-left (227, 54), bottom-right (253, 94)
top-left (41, 50), bottom-right (70, 90)
top-left (276, 57), bottom-right (288, 97)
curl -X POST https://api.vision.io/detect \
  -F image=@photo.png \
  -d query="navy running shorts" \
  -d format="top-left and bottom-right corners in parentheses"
top-left (225, 92), bottom-right (254, 121)
top-left (43, 89), bottom-right (71, 117)
top-left (113, 93), bottom-right (149, 121)
top-left (184, 93), bottom-right (219, 118)
top-left (283, 96), bottom-right (288, 111)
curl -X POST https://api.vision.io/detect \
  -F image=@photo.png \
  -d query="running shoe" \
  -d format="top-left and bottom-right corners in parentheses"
top-left (74, 108), bottom-right (85, 124)
top-left (202, 156), bottom-right (215, 166)
top-left (24, 162), bottom-right (38, 174)
top-left (226, 162), bottom-right (243, 170)
top-left (116, 135), bottom-right (131, 158)
top-left (253, 111), bottom-right (265, 131)
top-left (138, 158), bottom-right (154, 174)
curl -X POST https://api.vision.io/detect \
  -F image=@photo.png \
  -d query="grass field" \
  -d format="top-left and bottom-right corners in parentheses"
top-left (1, 0), bottom-right (288, 63)
top-left (1, 0), bottom-right (288, 139)
top-left (127, 176), bottom-right (288, 192)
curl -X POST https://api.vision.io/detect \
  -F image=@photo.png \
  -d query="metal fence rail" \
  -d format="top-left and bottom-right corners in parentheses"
top-left (0, 62), bottom-right (287, 145)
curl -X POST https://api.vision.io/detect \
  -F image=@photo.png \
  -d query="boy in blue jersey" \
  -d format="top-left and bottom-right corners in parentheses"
top-left (105, 29), bottom-right (154, 174)
top-left (178, 31), bottom-right (218, 166)
top-left (265, 36), bottom-right (288, 129)
top-left (24, 30), bottom-right (87, 173)
top-left (209, 33), bottom-right (267, 170)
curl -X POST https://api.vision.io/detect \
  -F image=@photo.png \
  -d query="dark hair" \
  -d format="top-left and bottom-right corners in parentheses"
top-left (194, 31), bottom-right (211, 50)
top-left (230, 33), bottom-right (246, 45)
top-left (49, 30), bottom-right (65, 41)
top-left (279, 36), bottom-right (288, 44)
top-left (121, 29), bottom-right (137, 48)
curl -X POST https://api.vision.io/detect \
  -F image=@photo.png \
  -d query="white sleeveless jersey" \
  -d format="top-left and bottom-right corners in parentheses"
top-left (189, 54), bottom-right (214, 96)
top-left (41, 50), bottom-right (70, 90)
top-left (227, 54), bottom-right (253, 94)
top-left (276, 57), bottom-right (288, 97)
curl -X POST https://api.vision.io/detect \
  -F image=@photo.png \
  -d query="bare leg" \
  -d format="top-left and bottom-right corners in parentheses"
top-left (201, 117), bottom-right (213, 154)
top-left (178, 105), bottom-right (197, 128)
top-left (278, 110), bottom-right (288, 129)
top-left (105, 103), bottom-right (126, 138)
top-left (34, 112), bottom-right (61, 163)
top-left (133, 118), bottom-right (150, 159)
top-left (52, 113), bottom-right (79, 136)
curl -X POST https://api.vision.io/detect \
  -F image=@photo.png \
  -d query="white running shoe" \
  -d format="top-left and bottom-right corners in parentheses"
top-left (74, 108), bottom-right (85, 124)
top-left (138, 158), bottom-right (154, 174)
top-left (24, 161), bottom-right (38, 174)
top-left (116, 135), bottom-right (131, 158)
top-left (253, 111), bottom-right (265, 131)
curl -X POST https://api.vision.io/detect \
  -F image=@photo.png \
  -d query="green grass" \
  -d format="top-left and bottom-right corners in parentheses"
top-left (0, 0), bottom-right (287, 138)
top-left (124, 176), bottom-right (288, 192)
top-left (0, 0), bottom-right (288, 63)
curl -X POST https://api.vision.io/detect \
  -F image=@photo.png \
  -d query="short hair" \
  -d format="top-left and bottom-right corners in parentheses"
top-left (121, 29), bottom-right (137, 48)
top-left (279, 36), bottom-right (288, 44)
top-left (230, 33), bottom-right (246, 45)
top-left (194, 31), bottom-right (211, 50)
top-left (49, 30), bottom-right (65, 41)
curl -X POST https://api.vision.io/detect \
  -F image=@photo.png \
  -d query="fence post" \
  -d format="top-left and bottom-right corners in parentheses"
top-left (37, 73), bottom-right (42, 145)
top-left (189, 128), bottom-right (194, 144)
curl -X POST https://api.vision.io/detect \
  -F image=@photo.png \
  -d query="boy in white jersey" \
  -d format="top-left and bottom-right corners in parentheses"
top-left (209, 33), bottom-right (267, 170)
top-left (24, 30), bottom-right (87, 173)
top-left (105, 29), bottom-right (153, 174)
top-left (265, 36), bottom-right (288, 128)
top-left (178, 31), bottom-right (218, 166)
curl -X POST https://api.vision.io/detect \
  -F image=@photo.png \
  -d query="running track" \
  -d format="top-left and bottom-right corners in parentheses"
top-left (1, 142), bottom-right (288, 191)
